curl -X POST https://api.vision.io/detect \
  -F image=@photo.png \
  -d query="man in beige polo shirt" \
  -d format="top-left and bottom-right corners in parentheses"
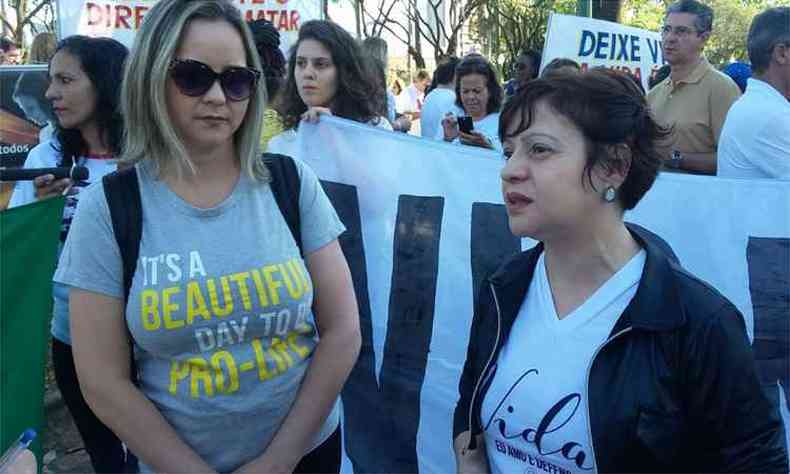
top-left (648, 0), bottom-right (741, 175)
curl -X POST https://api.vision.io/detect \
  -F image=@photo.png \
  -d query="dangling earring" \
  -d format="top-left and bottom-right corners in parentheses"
top-left (603, 186), bottom-right (617, 203)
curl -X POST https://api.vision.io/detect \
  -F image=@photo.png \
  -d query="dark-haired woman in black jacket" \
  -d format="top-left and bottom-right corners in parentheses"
top-left (453, 69), bottom-right (787, 473)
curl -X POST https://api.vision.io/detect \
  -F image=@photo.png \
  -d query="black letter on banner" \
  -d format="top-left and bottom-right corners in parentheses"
top-left (747, 238), bottom-right (789, 413)
top-left (320, 184), bottom-right (444, 472)
top-left (471, 203), bottom-right (521, 307)
top-left (319, 181), bottom-right (377, 471)
top-left (378, 195), bottom-right (444, 472)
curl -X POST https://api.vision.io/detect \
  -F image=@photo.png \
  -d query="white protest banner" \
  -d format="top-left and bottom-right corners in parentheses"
top-left (541, 13), bottom-right (664, 90)
top-left (55, 0), bottom-right (321, 52)
top-left (293, 117), bottom-right (789, 473)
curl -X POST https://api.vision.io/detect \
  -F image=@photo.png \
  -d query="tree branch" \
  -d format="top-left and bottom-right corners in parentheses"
top-left (21, 0), bottom-right (50, 27)
top-left (0, 14), bottom-right (15, 35)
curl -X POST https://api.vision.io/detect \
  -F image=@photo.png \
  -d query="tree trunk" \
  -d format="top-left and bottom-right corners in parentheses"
top-left (592, 0), bottom-right (621, 22)
top-left (408, 46), bottom-right (427, 69)
top-left (354, 0), bottom-right (362, 38)
top-left (443, 37), bottom-right (456, 62)
top-left (15, 0), bottom-right (26, 44)
top-left (411, 0), bottom-right (424, 70)
top-left (1, 0), bottom-right (8, 37)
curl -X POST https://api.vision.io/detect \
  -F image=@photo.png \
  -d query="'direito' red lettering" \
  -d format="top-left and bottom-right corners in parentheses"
top-left (84, 2), bottom-right (149, 30)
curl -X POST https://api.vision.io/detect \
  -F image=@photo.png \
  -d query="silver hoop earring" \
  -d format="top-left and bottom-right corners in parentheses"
top-left (603, 186), bottom-right (617, 203)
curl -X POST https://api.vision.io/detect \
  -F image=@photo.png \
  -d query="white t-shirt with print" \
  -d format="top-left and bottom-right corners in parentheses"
top-left (54, 157), bottom-right (345, 473)
top-left (481, 250), bottom-right (646, 474)
top-left (8, 139), bottom-right (117, 241)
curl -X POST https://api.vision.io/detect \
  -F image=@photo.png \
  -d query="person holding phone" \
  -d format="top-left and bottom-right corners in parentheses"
top-left (439, 55), bottom-right (503, 152)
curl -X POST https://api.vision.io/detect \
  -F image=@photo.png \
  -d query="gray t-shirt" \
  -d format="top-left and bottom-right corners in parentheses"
top-left (54, 157), bottom-right (345, 473)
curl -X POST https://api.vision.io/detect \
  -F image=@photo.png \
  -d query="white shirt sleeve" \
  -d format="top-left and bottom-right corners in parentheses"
top-left (746, 121), bottom-right (790, 179)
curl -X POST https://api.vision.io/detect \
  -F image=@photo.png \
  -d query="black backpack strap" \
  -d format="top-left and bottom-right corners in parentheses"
top-left (103, 167), bottom-right (143, 302)
top-left (102, 167), bottom-right (142, 386)
top-left (263, 153), bottom-right (303, 257)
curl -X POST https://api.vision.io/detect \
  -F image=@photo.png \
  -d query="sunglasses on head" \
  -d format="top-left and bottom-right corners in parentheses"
top-left (169, 58), bottom-right (261, 102)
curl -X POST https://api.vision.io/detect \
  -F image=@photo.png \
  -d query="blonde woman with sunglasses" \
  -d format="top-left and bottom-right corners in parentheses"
top-left (54, 1), bottom-right (360, 473)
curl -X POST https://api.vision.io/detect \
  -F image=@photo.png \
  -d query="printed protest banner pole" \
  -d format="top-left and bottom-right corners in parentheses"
top-left (0, 197), bottom-right (65, 461)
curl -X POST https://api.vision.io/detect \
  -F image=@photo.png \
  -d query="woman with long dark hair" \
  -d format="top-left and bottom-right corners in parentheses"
top-left (268, 20), bottom-right (390, 155)
top-left (8, 35), bottom-right (131, 473)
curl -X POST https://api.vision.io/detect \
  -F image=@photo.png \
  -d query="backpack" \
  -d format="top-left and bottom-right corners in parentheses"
top-left (101, 153), bottom-right (303, 379)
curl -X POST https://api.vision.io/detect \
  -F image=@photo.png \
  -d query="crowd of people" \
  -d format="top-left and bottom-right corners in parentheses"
top-left (1, 0), bottom-right (789, 473)
top-left (1, 32), bottom-right (56, 65)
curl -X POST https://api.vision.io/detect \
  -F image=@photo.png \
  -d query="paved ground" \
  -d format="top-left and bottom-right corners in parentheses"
top-left (42, 349), bottom-right (93, 474)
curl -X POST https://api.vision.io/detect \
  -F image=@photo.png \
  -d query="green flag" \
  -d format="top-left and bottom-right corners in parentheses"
top-left (0, 196), bottom-right (65, 461)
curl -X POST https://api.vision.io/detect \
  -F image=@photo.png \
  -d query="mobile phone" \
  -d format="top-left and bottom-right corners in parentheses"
top-left (458, 116), bottom-right (474, 134)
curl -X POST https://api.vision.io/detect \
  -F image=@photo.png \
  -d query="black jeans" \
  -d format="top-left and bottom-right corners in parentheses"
top-left (294, 427), bottom-right (341, 474)
top-left (52, 338), bottom-right (137, 473)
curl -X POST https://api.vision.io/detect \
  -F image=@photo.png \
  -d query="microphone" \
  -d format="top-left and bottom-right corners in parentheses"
top-left (0, 166), bottom-right (90, 182)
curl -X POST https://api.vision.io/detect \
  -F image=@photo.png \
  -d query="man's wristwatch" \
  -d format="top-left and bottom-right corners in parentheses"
top-left (668, 150), bottom-right (684, 169)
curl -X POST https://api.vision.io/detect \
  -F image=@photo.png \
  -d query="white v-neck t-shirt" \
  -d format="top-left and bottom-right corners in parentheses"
top-left (481, 249), bottom-right (646, 474)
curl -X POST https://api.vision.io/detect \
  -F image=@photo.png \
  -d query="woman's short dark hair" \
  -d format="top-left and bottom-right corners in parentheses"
top-left (51, 35), bottom-right (128, 167)
top-left (454, 55), bottom-right (503, 115)
top-left (248, 19), bottom-right (286, 99)
top-left (541, 58), bottom-right (581, 78)
top-left (276, 20), bottom-right (385, 130)
top-left (499, 69), bottom-right (670, 210)
top-left (426, 56), bottom-right (459, 95)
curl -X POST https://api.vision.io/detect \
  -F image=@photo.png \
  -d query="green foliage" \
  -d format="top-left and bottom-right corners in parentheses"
top-left (620, 0), bottom-right (668, 31)
top-left (471, 0), bottom-right (577, 80)
top-left (704, 0), bottom-right (764, 66)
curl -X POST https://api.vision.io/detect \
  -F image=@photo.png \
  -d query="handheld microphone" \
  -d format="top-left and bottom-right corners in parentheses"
top-left (0, 166), bottom-right (90, 182)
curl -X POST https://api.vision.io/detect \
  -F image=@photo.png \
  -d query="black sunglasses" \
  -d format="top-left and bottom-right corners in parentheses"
top-left (169, 59), bottom-right (261, 102)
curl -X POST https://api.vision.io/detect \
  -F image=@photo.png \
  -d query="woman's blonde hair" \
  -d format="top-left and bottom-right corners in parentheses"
top-left (120, 0), bottom-right (268, 181)
top-left (27, 32), bottom-right (55, 64)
